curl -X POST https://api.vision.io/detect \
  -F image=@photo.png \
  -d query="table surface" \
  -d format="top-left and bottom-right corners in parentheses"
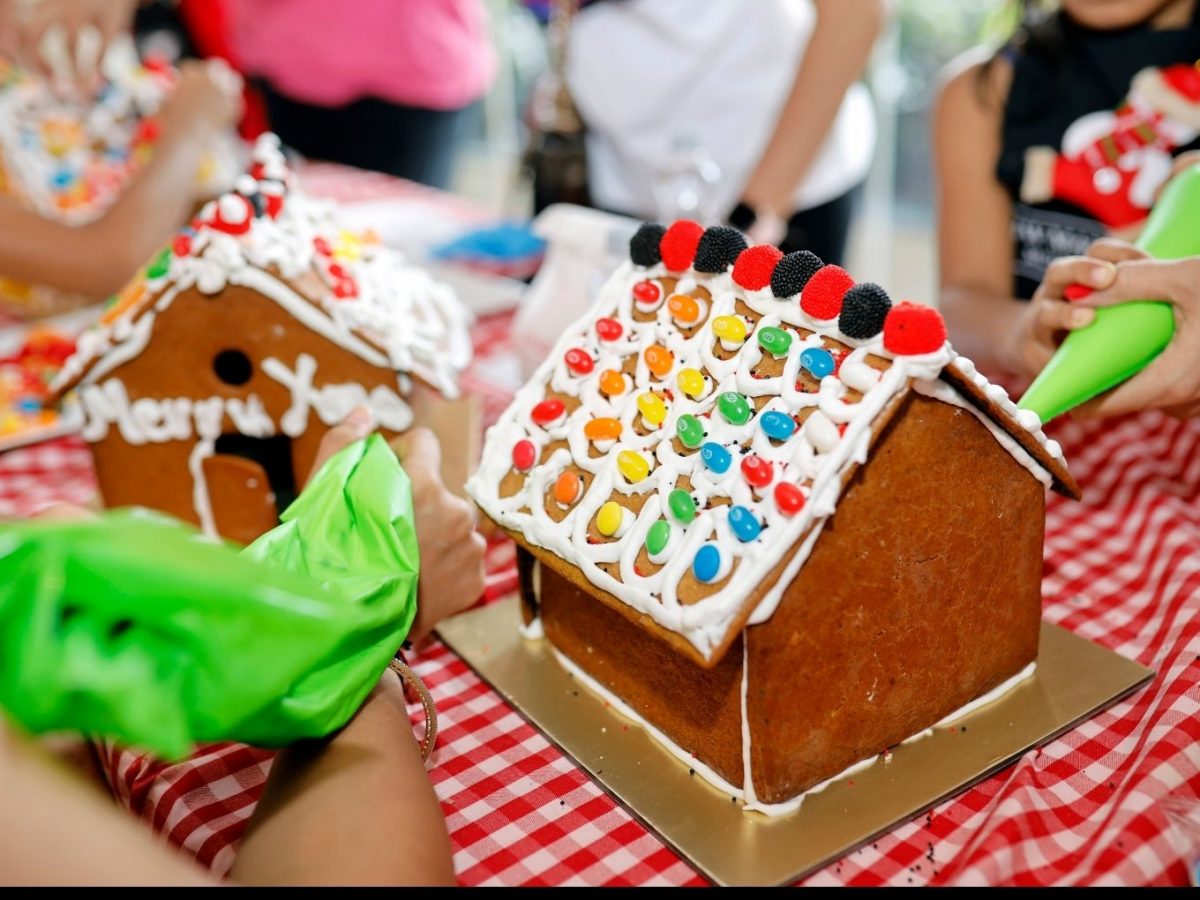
top-left (3, 168), bottom-right (1200, 886)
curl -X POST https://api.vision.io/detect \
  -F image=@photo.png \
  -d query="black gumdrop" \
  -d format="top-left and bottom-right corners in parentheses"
top-left (693, 226), bottom-right (748, 273)
top-left (770, 250), bottom-right (823, 298)
top-left (630, 223), bottom-right (666, 267)
top-left (838, 282), bottom-right (892, 339)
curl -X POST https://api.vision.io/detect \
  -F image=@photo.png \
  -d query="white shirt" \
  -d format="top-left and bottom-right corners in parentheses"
top-left (567, 0), bottom-right (876, 221)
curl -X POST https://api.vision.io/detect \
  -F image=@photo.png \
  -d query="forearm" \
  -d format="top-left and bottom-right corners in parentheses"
top-left (740, 0), bottom-right (885, 213)
top-left (232, 669), bottom-right (455, 886)
top-left (0, 724), bottom-right (214, 885)
top-left (941, 283), bottom-right (1025, 374)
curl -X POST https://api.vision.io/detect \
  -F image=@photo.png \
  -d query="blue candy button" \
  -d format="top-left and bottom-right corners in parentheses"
top-left (759, 410), bottom-right (796, 441)
top-left (800, 347), bottom-right (835, 379)
top-left (693, 544), bottom-right (722, 583)
top-left (728, 506), bottom-right (762, 542)
top-left (700, 441), bottom-right (732, 475)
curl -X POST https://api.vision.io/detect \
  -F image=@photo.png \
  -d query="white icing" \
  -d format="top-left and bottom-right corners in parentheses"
top-left (518, 617), bottom-right (545, 640)
top-left (262, 353), bottom-right (413, 435)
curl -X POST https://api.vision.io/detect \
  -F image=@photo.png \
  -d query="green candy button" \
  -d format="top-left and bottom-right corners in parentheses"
top-left (676, 413), bottom-right (705, 449)
top-left (145, 247), bottom-right (173, 280)
top-left (646, 519), bottom-right (671, 556)
top-left (668, 488), bottom-right (696, 524)
top-left (757, 326), bottom-right (792, 358)
top-left (717, 391), bottom-right (752, 426)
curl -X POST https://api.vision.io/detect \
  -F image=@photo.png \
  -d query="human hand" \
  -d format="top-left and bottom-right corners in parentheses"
top-left (161, 58), bottom-right (243, 138)
top-left (391, 428), bottom-right (486, 644)
top-left (1002, 254), bottom-right (1113, 379)
top-left (306, 410), bottom-right (486, 644)
top-left (0, 0), bottom-right (139, 92)
top-left (1069, 247), bottom-right (1200, 420)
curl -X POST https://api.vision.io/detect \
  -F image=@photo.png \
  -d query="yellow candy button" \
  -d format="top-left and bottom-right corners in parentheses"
top-left (677, 367), bottom-right (706, 400)
top-left (597, 500), bottom-right (627, 537)
top-left (617, 449), bottom-right (650, 483)
top-left (636, 391), bottom-right (667, 427)
top-left (712, 315), bottom-right (748, 345)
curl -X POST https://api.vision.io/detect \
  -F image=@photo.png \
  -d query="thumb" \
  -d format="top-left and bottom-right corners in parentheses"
top-left (389, 427), bottom-right (443, 485)
top-left (1079, 259), bottom-right (1186, 309)
top-left (304, 405), bottom-right (374, 486)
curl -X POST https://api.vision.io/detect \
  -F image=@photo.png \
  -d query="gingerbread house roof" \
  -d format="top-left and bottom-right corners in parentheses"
top-left (52, 134), bottom-right (472, 400)
top-left (466, 221), bottom-right (1078, 667)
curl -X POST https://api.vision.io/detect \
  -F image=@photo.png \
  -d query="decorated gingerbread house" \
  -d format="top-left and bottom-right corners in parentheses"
top-left (0, 42), bottom-right (238, 316)
top-left (467, 221), bottom-right (1080, 814)
top-left (53, 134), bottom-right (472, 544)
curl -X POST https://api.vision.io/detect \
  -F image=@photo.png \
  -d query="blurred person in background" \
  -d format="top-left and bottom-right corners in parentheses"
top-left (565, 0), bottom-right (885, 265)
top-left (226, 0), bottom-right (495, 189)
top-left (935, 0), bottom-right (1200, 381)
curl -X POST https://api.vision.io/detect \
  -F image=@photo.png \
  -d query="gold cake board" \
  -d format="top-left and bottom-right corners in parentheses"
top-left (436, 597), bottom-right (1153, 886)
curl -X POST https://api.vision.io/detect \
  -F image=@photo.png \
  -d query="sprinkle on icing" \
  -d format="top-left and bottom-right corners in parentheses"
top-left (467, 220), bottom-right (1067, 661)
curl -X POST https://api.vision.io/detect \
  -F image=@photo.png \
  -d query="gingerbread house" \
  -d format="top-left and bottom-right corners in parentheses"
top-left (467, 221), bottom-right (1080, 814)
top-left (53, 134), bottom-right (472, 544)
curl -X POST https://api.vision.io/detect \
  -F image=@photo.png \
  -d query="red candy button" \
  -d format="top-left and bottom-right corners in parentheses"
top-left (774, 482), bottom-right (805, 516)
top-left (531, 398), bottom-right (566, 426)
top-left (596, 317), bottom-right (623, 341)
top-left (741, 454), bottom-right (773, 488)
top-left (633, 280), bottom-right (661, 306)
top-left (564, 348), bottom-right (594, 375)
top-left (512, 439), bottom-right (536, 472)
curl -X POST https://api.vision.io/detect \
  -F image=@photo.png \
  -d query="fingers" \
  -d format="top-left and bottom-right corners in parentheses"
top-left (303, 406), bottom-right (374, 486)
top-left (1170, 150), bottom-right (1200, 182)
top-left (390, 427), bottom-right (443, 486)
top-left (1036, 255), bottom-right (1115, 302)
top-left (1078, 258), bottom-right (1199, 309)
top-left (1034, 298), bottom-right (1094, 334)
top-left (30, 501), bottom-right (97, 521)
top-left (1085, 237), bottom-right (1148, 265)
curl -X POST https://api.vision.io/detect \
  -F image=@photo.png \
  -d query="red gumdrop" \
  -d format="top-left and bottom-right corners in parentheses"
top-left (531, 398), bottom-right (566, 426)
top-left (800, 265), bottom-right (854, 320)
top-left (882, 301), bottom-right (948, 355)
top-left (596, 317), bottom-right (623, 341)
top-left (1064, 283), bottom-right (1093, 302)
top-left (512, 439), bottom-right (537, 472)
top-left (732, 245), bottom-right (784, 291)
top-left (741, 454), bottom-right (773, 488)
top-left (564, 347), bottom-right (594, 375)
top-left (172, 234), bottom-right (192, 257)
top-left (774, 482), bottom-right (805, 516)
top-left (659, 220), bottom-right (704, 272)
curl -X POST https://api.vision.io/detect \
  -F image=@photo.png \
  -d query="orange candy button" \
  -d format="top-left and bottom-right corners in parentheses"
top-left (644, 344), bottom-right (674, 378)
top-left (553, 471), bottom-right (582, 505)
top-left (667, 293), bottom-right (700, 324)
top-left (599, 369), bottom-right (626, 397)
top-left (584, 417), bottom-right (622, 441)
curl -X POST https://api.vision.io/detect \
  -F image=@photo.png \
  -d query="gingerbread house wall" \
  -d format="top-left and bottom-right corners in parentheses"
top-left (525, 391), bottom-right (1046, 804)
top-left (86, 283), bottom-right (407, 542)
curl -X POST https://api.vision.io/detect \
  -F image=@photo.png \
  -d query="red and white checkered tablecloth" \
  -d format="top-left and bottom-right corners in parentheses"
top-left (4, 164), bottom-right (1200, 884)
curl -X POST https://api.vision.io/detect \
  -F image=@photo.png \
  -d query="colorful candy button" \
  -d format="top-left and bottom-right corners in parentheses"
top-left (584, 417), bottom-right (622, 441)
top-left (717, 391), bottom-right (752, 426)
top-left (757, 326), bottom-right (792, 358)
top-left (637, 391), bottom-right (667, 427)
top-left (644, 344), bottom-right (674, 378)
top-left (667, 293), bottom-right (702, 325)
top-left (564, 347), bottom-right (594, 375)
top-left (800, 347), bottom-right (835, 379)
top-left (668, 488), bottom-right (696, 524)
top-left (145, 247), bottom-right (172, 280)
top-left (700, 442), bottom-right (732, 475)
top-left (599, 369), bottom-right (626, 397)
top-left (554, 471), bottom-right (582, 505)
top-left (692, 544), bottom-right (723, 584)
top-left (596, 317), bottom-right (623, 341)
top-left (633, 280), bottom-right (662, 309)
top-left (512, 439), bottom-right (536, 472)
top-left (741, 454), bottom-right (773, 489)
top-left (774, 482), bottom-right (806, 516)
top-left (531, 398), bottom-right (565, 427)
top-left (676, 413), bottom-right (705, 449)
top-left (617, 450), bottom-right (650, 483)
top-left (677, 368), bottom-right (706, 400)
top-left (728, 506), bottom-right (762, 542)
top-left (759, 410), bottom-right (796, 442)
top-left (712, 315), bottom-right (747, 347)
top-left (646, 519), bottom-right (671, 557)
top-left (597, 501), bottom-right (629, 537)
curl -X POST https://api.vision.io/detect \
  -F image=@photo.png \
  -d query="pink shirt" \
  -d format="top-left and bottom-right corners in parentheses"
top-left (229, 0), bottom-right (495, 110)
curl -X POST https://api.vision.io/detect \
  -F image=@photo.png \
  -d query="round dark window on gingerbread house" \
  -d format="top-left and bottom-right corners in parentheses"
top-left (213, 349), bottom-right (253, 386)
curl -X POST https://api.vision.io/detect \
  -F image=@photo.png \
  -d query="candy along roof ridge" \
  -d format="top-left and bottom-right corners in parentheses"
top-left (466, 222), bottom-right (1075, 666)
top-left (52, 134), bottom-right (472, 399)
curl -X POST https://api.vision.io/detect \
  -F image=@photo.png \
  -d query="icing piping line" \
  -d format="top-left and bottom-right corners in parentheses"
top-left (188, 439), bottom-right (217, 537)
